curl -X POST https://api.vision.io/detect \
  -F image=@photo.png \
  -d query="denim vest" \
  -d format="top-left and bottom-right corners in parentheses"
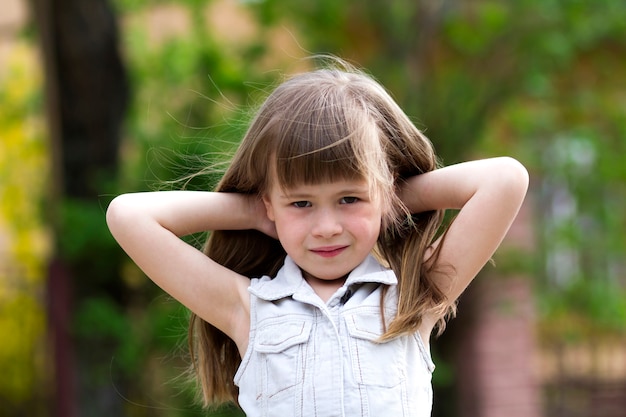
top-left (234, 255), bottom-right (435, 417)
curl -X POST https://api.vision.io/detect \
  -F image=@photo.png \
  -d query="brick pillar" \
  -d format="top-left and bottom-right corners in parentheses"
top-left (455, 196), bottom-right (543, 417)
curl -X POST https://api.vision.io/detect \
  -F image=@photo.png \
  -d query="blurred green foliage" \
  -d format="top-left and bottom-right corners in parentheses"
top-left (2, 0), bottom-right (626, 416)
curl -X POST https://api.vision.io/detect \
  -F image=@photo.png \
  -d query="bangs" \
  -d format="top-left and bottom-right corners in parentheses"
top-left (273, 123), bottom-right (372, 189)
top-left (268, 94), bottom-right (385, 193)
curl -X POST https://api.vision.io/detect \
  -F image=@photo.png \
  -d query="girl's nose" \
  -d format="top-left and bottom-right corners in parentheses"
top-left (312, 209), bottom-right (343, 237)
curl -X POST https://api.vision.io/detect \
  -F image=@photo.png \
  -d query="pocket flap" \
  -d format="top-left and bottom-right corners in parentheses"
top-left (346, 313), bottom-right (385, 342)
top-left (255, 319), bottom-right (312, 353)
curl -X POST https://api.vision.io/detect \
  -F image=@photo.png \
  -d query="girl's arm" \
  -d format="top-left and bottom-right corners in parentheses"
top-left (106, 191), bottom-right (272, 348)
top-left (400, 157), bottom-right (529, 306)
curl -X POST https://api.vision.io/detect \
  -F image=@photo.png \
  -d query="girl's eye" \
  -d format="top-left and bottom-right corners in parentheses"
top-left (340, 196), bottom-right (359, 204)
top-left (293, 201), bottom-right (311, 208)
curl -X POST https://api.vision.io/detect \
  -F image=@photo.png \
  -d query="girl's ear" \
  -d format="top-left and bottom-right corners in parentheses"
top-left (262, 195), bottom-right (275, 221)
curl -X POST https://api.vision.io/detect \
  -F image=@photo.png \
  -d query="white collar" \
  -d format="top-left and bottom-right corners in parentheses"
top-left (250, 254), bottom-right (397, 302)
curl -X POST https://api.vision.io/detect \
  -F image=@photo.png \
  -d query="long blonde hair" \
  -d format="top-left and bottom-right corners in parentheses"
top-left (189, 62), bottom-right (453, 407)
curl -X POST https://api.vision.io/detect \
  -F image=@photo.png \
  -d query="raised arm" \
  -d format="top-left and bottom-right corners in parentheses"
top-left (401, 157), bottom-right (529, 305)
top-left (106, 191), bottom-right (271, 348)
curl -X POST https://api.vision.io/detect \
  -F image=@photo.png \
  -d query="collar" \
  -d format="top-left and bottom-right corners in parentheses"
top-left (249, 254), bottom-right (397, 302)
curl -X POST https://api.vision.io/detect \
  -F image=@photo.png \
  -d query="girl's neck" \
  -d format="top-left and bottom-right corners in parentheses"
top-left (302, 271), bottom-right (349, 303)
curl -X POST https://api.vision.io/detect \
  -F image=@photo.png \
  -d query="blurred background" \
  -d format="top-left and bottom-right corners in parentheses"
top-left (1, 0), bottom-right (625, 416)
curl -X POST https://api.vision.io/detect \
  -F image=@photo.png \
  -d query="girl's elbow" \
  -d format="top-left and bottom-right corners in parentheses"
top-left (106, 194), bottom-right (135, 233)
top-left (498, 157), bottom-right (529, 194)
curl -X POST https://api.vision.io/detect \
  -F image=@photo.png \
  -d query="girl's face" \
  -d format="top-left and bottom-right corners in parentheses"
top-left (263, 176), bottom-right (383, 291)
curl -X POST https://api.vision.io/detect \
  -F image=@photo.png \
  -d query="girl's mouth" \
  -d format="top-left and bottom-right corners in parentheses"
top-left (310, 246), bottom-right (348, 258)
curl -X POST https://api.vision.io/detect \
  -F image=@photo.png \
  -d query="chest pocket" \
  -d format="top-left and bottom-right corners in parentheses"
top-left (346, 312), bottom-right (405, 388)
top-left (254, 318), bottom-right (312, 398)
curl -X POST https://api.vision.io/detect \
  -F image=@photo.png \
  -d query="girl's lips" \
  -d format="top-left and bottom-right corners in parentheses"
top-left (310, 246), bottom-right (348, 258)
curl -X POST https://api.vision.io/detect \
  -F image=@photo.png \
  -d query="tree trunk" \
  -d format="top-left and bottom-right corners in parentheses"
top-left (30, 0), bottom-right (129, 415)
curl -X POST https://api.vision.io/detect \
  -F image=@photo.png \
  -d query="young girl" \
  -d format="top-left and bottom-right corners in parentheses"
top-left (106, 63), bottom-right (528, 416)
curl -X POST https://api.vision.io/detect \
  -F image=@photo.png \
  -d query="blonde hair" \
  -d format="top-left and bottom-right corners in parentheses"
top-left (189, 62), bottom-right (454, 407)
